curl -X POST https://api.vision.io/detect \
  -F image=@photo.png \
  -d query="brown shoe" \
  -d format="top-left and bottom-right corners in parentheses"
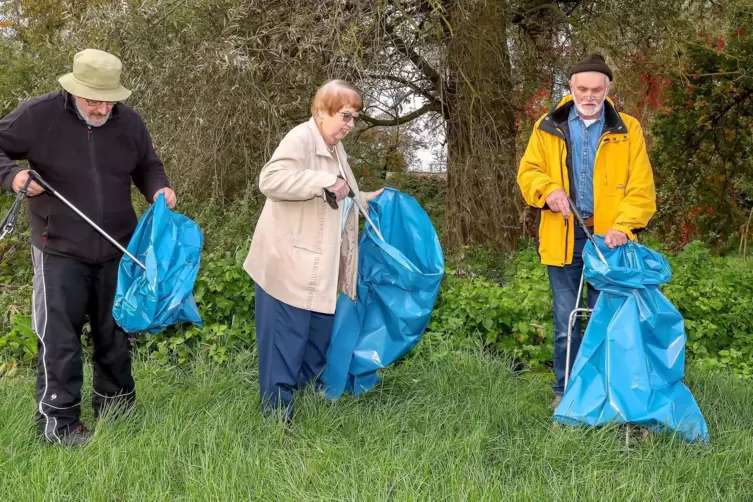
top-left (550, 395), bottom-right (563, 410)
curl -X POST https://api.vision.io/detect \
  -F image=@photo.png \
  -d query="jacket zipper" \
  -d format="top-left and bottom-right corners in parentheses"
top-left (88, 126), bottom-right (104, 262)
top-left (555, 126), bottom-right (570, 266)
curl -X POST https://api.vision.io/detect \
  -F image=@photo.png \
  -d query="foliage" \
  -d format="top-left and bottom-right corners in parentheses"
top-left (0, 0), bottom-right (752, 381)
top-left (3, 235), bottom-right (752, 379)
top-left (651, 4), bottom-right (753, 250)
top-left (0, 241), bottom-right (258, 367)
top-left (662, 242), bottom-right (753, 378)
top-left (424, 247), bottom-right (553, 370)
top-left (0, 193), bottom-right (33, 344)
top-left (137, 247), bottom-right (256, 366)
top-left (425, 242), bottom-right (753, 378)
top-left (0, 0), bottom-right (366, 205)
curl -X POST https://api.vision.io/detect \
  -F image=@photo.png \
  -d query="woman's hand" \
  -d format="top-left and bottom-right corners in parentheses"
top-left (327, 178), bottom-right (350, 201)
top-left (366, 188), bottom-right (385, 201)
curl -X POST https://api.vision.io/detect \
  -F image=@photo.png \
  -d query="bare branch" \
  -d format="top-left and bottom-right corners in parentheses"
top-left (367, 73), bottom-right (440, 104)
top-left (361, 101), bottom-right (442, 126)
top-left (383, 22), bottom-right (443, 92)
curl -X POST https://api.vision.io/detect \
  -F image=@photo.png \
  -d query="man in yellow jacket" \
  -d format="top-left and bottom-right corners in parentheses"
top-left (517, 54), bottom-right (656, 408)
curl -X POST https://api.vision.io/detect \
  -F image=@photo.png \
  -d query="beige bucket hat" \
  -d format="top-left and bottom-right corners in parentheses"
top-left (58, 49), bottom-right (132, 102)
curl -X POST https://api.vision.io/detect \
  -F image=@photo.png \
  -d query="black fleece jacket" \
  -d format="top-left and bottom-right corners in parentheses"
top-left (0, 90), bottom-right (169, 263)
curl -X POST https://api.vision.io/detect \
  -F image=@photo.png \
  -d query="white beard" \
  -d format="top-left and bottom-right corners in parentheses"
top-left (573, 98), bottom-right (605, 119)
top-left (74, 101), bottom-right (111, 127)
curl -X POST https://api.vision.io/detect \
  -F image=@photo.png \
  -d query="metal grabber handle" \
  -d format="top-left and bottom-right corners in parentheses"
top-left (28, 171), bottom-right (146, 270)
top-left (562, 198), bottom-right (608, 394)
top-left (324, 177), bottom-right (385, 242)
top-left (567, 198), bottom-right (607, 265)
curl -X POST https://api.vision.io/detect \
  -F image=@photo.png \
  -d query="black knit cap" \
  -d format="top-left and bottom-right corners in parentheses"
top-left (568, 53), bottom-right (613, 80)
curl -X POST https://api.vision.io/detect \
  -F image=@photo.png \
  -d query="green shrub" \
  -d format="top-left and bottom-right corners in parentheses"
top-left (2, 238), bottom-right (752, 379)
top-left (425, 241), bottom-right (753, 379)
top-left (141, 246), bottom-right (256, 365)
top-left (424, 247), bottom-right (553, 371)
top-left (663, 242), bottom-right (753, 378)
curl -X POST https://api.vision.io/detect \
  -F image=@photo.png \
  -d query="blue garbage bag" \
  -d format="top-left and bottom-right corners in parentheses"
top-left (321, 188), bottom-right (444, 399)
top-left (553, 236), bottom-right (709, 442)
top-left (113, 193), bottom-right (204, 334)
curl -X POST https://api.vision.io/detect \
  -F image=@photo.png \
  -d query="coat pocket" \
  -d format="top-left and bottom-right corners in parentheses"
top-left (291, 237), bottom-right (323, 254)
top-left (538, 210), bottom-right (566, 263)
top-left (602, 138), bottom-right (629, 198)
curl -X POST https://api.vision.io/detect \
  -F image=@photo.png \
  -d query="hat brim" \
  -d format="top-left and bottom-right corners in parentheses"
top-left (58, 73), bottom-right (132, 102)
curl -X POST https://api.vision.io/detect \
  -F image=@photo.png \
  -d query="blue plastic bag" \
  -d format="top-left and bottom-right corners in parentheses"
top-left (113, 194), bottom-right (204, 334)
top-left (553, 236), bottom-right (709, 442)
top-left (321, 188), bottom-right (444, 399)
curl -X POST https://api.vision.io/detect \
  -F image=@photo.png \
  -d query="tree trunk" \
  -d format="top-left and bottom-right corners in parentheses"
top-left (444, 0), bottom-right (519, 250)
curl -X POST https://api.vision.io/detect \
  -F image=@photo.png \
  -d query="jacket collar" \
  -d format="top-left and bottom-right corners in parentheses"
top-left (538, 95), bottom-right (626, 138)
top-left (307, 117), bottom-right (340, 158)
top-left (62, 89), bottom-right (121, 121)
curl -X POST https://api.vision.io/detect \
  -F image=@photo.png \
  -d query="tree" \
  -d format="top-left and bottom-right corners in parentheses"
top-left (651, 4), bottom-right (753, 250)
top-left (335, 0), bottom-right (592, 250)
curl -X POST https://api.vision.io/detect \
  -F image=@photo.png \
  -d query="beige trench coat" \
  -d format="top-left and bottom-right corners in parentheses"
top-left (243, 118), bottom-right (370, 314)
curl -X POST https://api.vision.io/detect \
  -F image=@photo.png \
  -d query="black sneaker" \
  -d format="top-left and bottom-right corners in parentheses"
top-left (58, 424), bottom-right (93, 447)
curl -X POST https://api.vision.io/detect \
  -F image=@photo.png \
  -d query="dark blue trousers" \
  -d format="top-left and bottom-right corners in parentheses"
top-left (255, 284), bottom-right (334, 420)
top-left (546, 225), bottom-right (600, 396)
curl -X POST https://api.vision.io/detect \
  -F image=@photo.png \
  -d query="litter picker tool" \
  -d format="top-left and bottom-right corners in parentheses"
top-left (0, 170), bottom-right (146, 270)
top-left (323, 148), bottom-right (385, 242)
top-left (0, 176), bottom-right (32, 241)
top-left (564, 198), bottom-right (607, 392)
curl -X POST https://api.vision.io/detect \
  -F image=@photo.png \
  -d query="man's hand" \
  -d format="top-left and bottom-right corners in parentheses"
top-left (366, 187), bottom-right (385, 202)
top-left (326, 178), bottom-right (349, 201)
top-left (545, 189), bottom-right (571, 219)
top-left (605, 229), bottom-right (628, 249)
top-left (12, 170), bottom-right (44, 197)
top-left (153, 187), bottom-right (177, 209)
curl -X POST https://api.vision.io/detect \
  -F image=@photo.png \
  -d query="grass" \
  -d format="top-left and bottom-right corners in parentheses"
top-left (1, 351), bottom-right (752, 501)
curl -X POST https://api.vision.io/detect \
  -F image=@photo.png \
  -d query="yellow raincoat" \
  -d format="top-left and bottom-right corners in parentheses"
top-left (517, 96), bottom-right (656, 266)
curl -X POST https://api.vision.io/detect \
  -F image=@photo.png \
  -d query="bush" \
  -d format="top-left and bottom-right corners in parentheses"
top-left (425, 241), bottom-right (753, 379)
top-left (662, 242), bottom-right (753, 378)
top-left (0, 244), bottom-right (257, 367)
top-left (139, 246), bottom-right (256, 365)
top-left (424, 247), bottom-right (553, 370)
top-left (2, 238), bottom-right (752, 379)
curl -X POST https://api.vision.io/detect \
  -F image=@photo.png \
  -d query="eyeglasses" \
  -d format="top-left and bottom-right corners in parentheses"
top-left (84, 99), bottom-right (117, 107)
top-left (340, 112), bottom-right (359, 124)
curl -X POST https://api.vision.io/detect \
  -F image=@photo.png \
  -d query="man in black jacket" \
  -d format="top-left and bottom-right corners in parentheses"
top-left (0, 48), bottom-right (176, 446)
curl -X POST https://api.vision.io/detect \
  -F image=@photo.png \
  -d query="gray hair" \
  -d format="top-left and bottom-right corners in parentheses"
top-left (569, 74), bottom-right (611, 85)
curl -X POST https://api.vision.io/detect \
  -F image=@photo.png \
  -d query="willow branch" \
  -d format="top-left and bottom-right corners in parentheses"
top-left (367, 73), bottom-right (440, 104)
top-left (361, 101), bottom-right (442, 126)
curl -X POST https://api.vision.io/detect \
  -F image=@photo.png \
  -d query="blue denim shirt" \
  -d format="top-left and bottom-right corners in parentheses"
top-left (567, 105), bottom-right (605, 218)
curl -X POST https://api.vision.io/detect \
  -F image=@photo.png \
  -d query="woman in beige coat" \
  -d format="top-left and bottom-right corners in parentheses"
top-left (244, 80), bottom-right (384, 421)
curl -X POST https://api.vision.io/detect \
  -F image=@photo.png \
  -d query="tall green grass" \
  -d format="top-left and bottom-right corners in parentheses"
top-left (1, 351), bottom-right (751, 501)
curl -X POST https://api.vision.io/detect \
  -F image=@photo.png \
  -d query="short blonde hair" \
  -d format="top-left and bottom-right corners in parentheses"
top-left (311, 79), bottom-right (363, 116)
